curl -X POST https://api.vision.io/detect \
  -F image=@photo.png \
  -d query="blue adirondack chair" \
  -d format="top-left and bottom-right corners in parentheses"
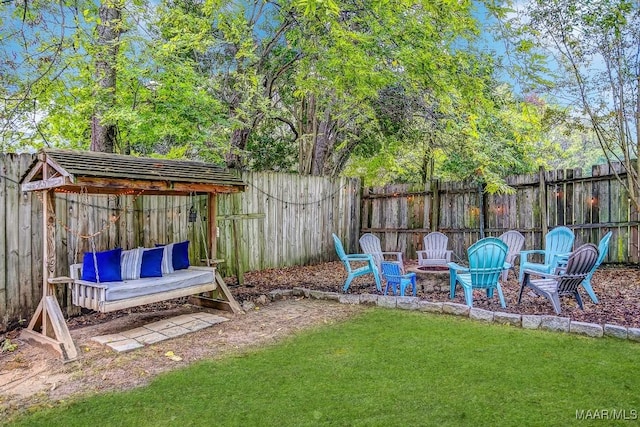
top-left (518, 226), bottom-right (575, 284)
top-left (581, 231), bottom-right (612, 304)
top-left (332, 234), bottom-right (382, 292)
top-left (381, 261), bottom-right (416, 296)
top-left (448, 237), bottom-right (509, 308)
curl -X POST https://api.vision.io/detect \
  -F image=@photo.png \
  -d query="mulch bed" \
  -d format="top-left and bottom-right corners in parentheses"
top-left (231, 261), bottom-right (640, 329)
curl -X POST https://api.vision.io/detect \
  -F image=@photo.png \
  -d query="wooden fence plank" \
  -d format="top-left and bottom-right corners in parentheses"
top-left (0, 155), bottom-right (8, 326)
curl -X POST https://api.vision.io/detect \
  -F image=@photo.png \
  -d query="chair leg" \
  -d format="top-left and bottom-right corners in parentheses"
top-left (574, 291), bottom-right (584, 310)
top-left (372, 267), bottom-right (382, 292)
top-left (581, 278), bottom-right (599, 304)
top-left (495, 284), bottom-right (506, 308)
top-left (463, 285), bottom-right (473, 307)
top-left (343, 275), bottom-right (355, 292)
top-left (449, 270), bottom-right (457, 299)
top-left (548, 292), bottom-right (562, 315)
top-left (517, 273), bottom-right (529, 304)
top-left (411, 277), bottom-right (417, 297)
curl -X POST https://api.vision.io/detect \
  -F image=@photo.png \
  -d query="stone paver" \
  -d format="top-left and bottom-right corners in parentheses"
top-left (107, 339), bottom-right (144, 353)
top-left (92, 313), bottom-right (229, 353)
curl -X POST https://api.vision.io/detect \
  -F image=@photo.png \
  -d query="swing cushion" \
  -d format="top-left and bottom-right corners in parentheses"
top-left (140, 247), bottom-right (164, 278)
top-left (172, 240), bottom-right (190, 270)
top-left (81, 248), bottom-right (123, 283)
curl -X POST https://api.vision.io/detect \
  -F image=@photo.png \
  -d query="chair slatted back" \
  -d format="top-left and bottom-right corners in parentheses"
top-left (381, 261), bottom-right (402, 280)
top-left (544, 226), bottom-right (575, 265)
top-left (586, 231), bottom-right (612, 280)
top-left (467, 237), bottom-right (508, 288)
top-left (423, 232), bottom-right (449, 259)
top-left (332, 233), bottom-right (347, 262)
top-left (557, 243), bottom-right (599, 296)
top-left (359, 233), bottom-right (383, 271)
top-left (499, 230), bottom-right (525, 265)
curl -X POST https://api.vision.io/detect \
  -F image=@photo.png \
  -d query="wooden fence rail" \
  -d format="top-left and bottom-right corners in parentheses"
top-left (361, 165), bottom-right (640, 265)
top-left (1, 152), bottom-right (639, 331)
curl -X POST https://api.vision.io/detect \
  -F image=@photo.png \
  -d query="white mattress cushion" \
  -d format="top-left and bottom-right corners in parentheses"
top-left (93, 268), bottom-right (214, 302)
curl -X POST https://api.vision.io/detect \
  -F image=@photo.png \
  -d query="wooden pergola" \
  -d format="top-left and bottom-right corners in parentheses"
top-left (20, 149), bottom-right (245, 360)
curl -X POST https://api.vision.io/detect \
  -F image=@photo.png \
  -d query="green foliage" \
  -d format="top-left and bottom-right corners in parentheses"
top-left (1, 0), bottom-right (562, 190)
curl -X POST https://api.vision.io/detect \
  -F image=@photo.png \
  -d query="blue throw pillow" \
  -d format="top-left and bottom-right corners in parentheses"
top-left (140, 247), bottom-right (164, 278)
top-left (172, 240), bottom-right (190, 270)
top-left (81, 248), bottom-right (123, 283)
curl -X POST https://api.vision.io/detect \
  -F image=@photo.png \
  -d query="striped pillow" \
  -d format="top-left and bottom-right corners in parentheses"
top-left (160, 243), bottom-right (175, 275)
top-left (121, 248), bottom-right (142, 280)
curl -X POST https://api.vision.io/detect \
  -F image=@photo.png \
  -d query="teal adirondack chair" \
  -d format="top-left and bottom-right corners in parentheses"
top-left (581, 231), bottom-right (612, 304)
top-left (518, 226), bottom-right (575, 284)
top-left (333, 234), bottom-right (382, 292)
top-left (519, 243), bottom-right (599, 314)
top-left (448, 237), bottom-right (509, 308)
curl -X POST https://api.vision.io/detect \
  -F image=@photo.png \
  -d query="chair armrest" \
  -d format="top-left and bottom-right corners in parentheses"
top-left (381, 251), bottom-right (403, 260)
top-left (503, 262), bottom-right (511, 270)
top-left (522, 268), bottom-right (560, 281)
top-left (520, 249), bottom-right (544, 263)
top-left (447, 262), bottom-right (469, 273)
top-left (345, 254), bottom-right (373, 261)
top-left (70, 263), bottom-right (83, 280)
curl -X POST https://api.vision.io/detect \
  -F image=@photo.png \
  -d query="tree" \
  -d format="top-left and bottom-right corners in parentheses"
top-left (497, 0), bottom-right (640, 209)
top-left (91, 0), bottom-right (123, 153)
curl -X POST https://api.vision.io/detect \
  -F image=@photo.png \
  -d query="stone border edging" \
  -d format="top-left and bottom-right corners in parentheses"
top-left (266, 288), bottom-right (640, 343)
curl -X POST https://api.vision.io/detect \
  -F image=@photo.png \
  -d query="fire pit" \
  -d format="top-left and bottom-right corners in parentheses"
top-left (405, 265), bottom-right (450, 293)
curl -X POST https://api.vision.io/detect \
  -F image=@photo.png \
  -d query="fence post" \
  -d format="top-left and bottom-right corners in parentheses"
top-left (539, 166), bottom-right (548, 237)
top-left (430, 179), bottom-right (440, 231)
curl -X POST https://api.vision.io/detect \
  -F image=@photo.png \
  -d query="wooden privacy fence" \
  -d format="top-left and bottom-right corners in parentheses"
top-left (2, 152), bottom-right (639, 332)
top-left (362, 165), bottom-right (640, 264)
top-left (0, 153), bottom-right (360, 331)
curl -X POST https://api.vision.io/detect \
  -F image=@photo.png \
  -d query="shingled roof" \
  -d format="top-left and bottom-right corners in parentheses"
top-left (21, 149), bottom-right (245, 195)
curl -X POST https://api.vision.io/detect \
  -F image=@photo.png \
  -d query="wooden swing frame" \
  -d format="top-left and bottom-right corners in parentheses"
top-left (20, 149), bottom-right (246, 361)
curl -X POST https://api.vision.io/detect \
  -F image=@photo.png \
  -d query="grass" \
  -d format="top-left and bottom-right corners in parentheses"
top-left (8, 309), bottom-right (640, 427)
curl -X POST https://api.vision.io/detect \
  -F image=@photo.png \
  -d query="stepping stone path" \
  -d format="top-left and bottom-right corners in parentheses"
top-left (91, 313), bottom-right (229, 353)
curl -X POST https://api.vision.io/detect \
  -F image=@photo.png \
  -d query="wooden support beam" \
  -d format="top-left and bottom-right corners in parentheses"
top-left (21, 189), bottom-right (78, 361)
top-left (190, 271), bottom-right (243, 314)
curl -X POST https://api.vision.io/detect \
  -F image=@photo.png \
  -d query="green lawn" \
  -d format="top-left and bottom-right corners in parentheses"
top-left (8, 309), bottom-right (640, 427)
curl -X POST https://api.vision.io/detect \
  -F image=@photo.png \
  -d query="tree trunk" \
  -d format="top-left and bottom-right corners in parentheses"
top-left (90, 1), bottom-right (122, 153)
top-left (225, 127), bottom-right (251, 169)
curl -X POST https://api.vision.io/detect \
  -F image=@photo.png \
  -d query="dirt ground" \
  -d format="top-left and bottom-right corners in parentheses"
top-left (1, 261), bottom-right (639, 420)
top-left (0, 298), bottom-right (364, 421)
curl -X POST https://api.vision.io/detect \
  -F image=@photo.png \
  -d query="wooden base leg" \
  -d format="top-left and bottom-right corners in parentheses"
top-left (189, 271), bottom-right (244, 314)
top-left (21, 295), bottom-right (78, 361)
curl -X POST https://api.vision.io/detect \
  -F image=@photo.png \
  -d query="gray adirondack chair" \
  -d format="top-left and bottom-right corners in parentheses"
top-left (417, 232), bottom-right (452, 268)
top-left (359, 233), bottom-right (403, 274)
top-left (518, 243), bottom-right (599, 314)
top-left (498, 230), bottom-right (525, 281)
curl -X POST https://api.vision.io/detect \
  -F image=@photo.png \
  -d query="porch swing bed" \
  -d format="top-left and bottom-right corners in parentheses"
top-left (20, 149), bottom-right (246, 360)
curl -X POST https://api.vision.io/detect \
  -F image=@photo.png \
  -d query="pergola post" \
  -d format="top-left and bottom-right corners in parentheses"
top-left (21, 188), bottom-right (78, 361)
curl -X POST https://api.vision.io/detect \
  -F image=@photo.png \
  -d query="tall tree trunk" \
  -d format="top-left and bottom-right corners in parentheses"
top-left (90, 1), bottom-right (122, 153)
top-left (225, 128), bottom-right (251, 169)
